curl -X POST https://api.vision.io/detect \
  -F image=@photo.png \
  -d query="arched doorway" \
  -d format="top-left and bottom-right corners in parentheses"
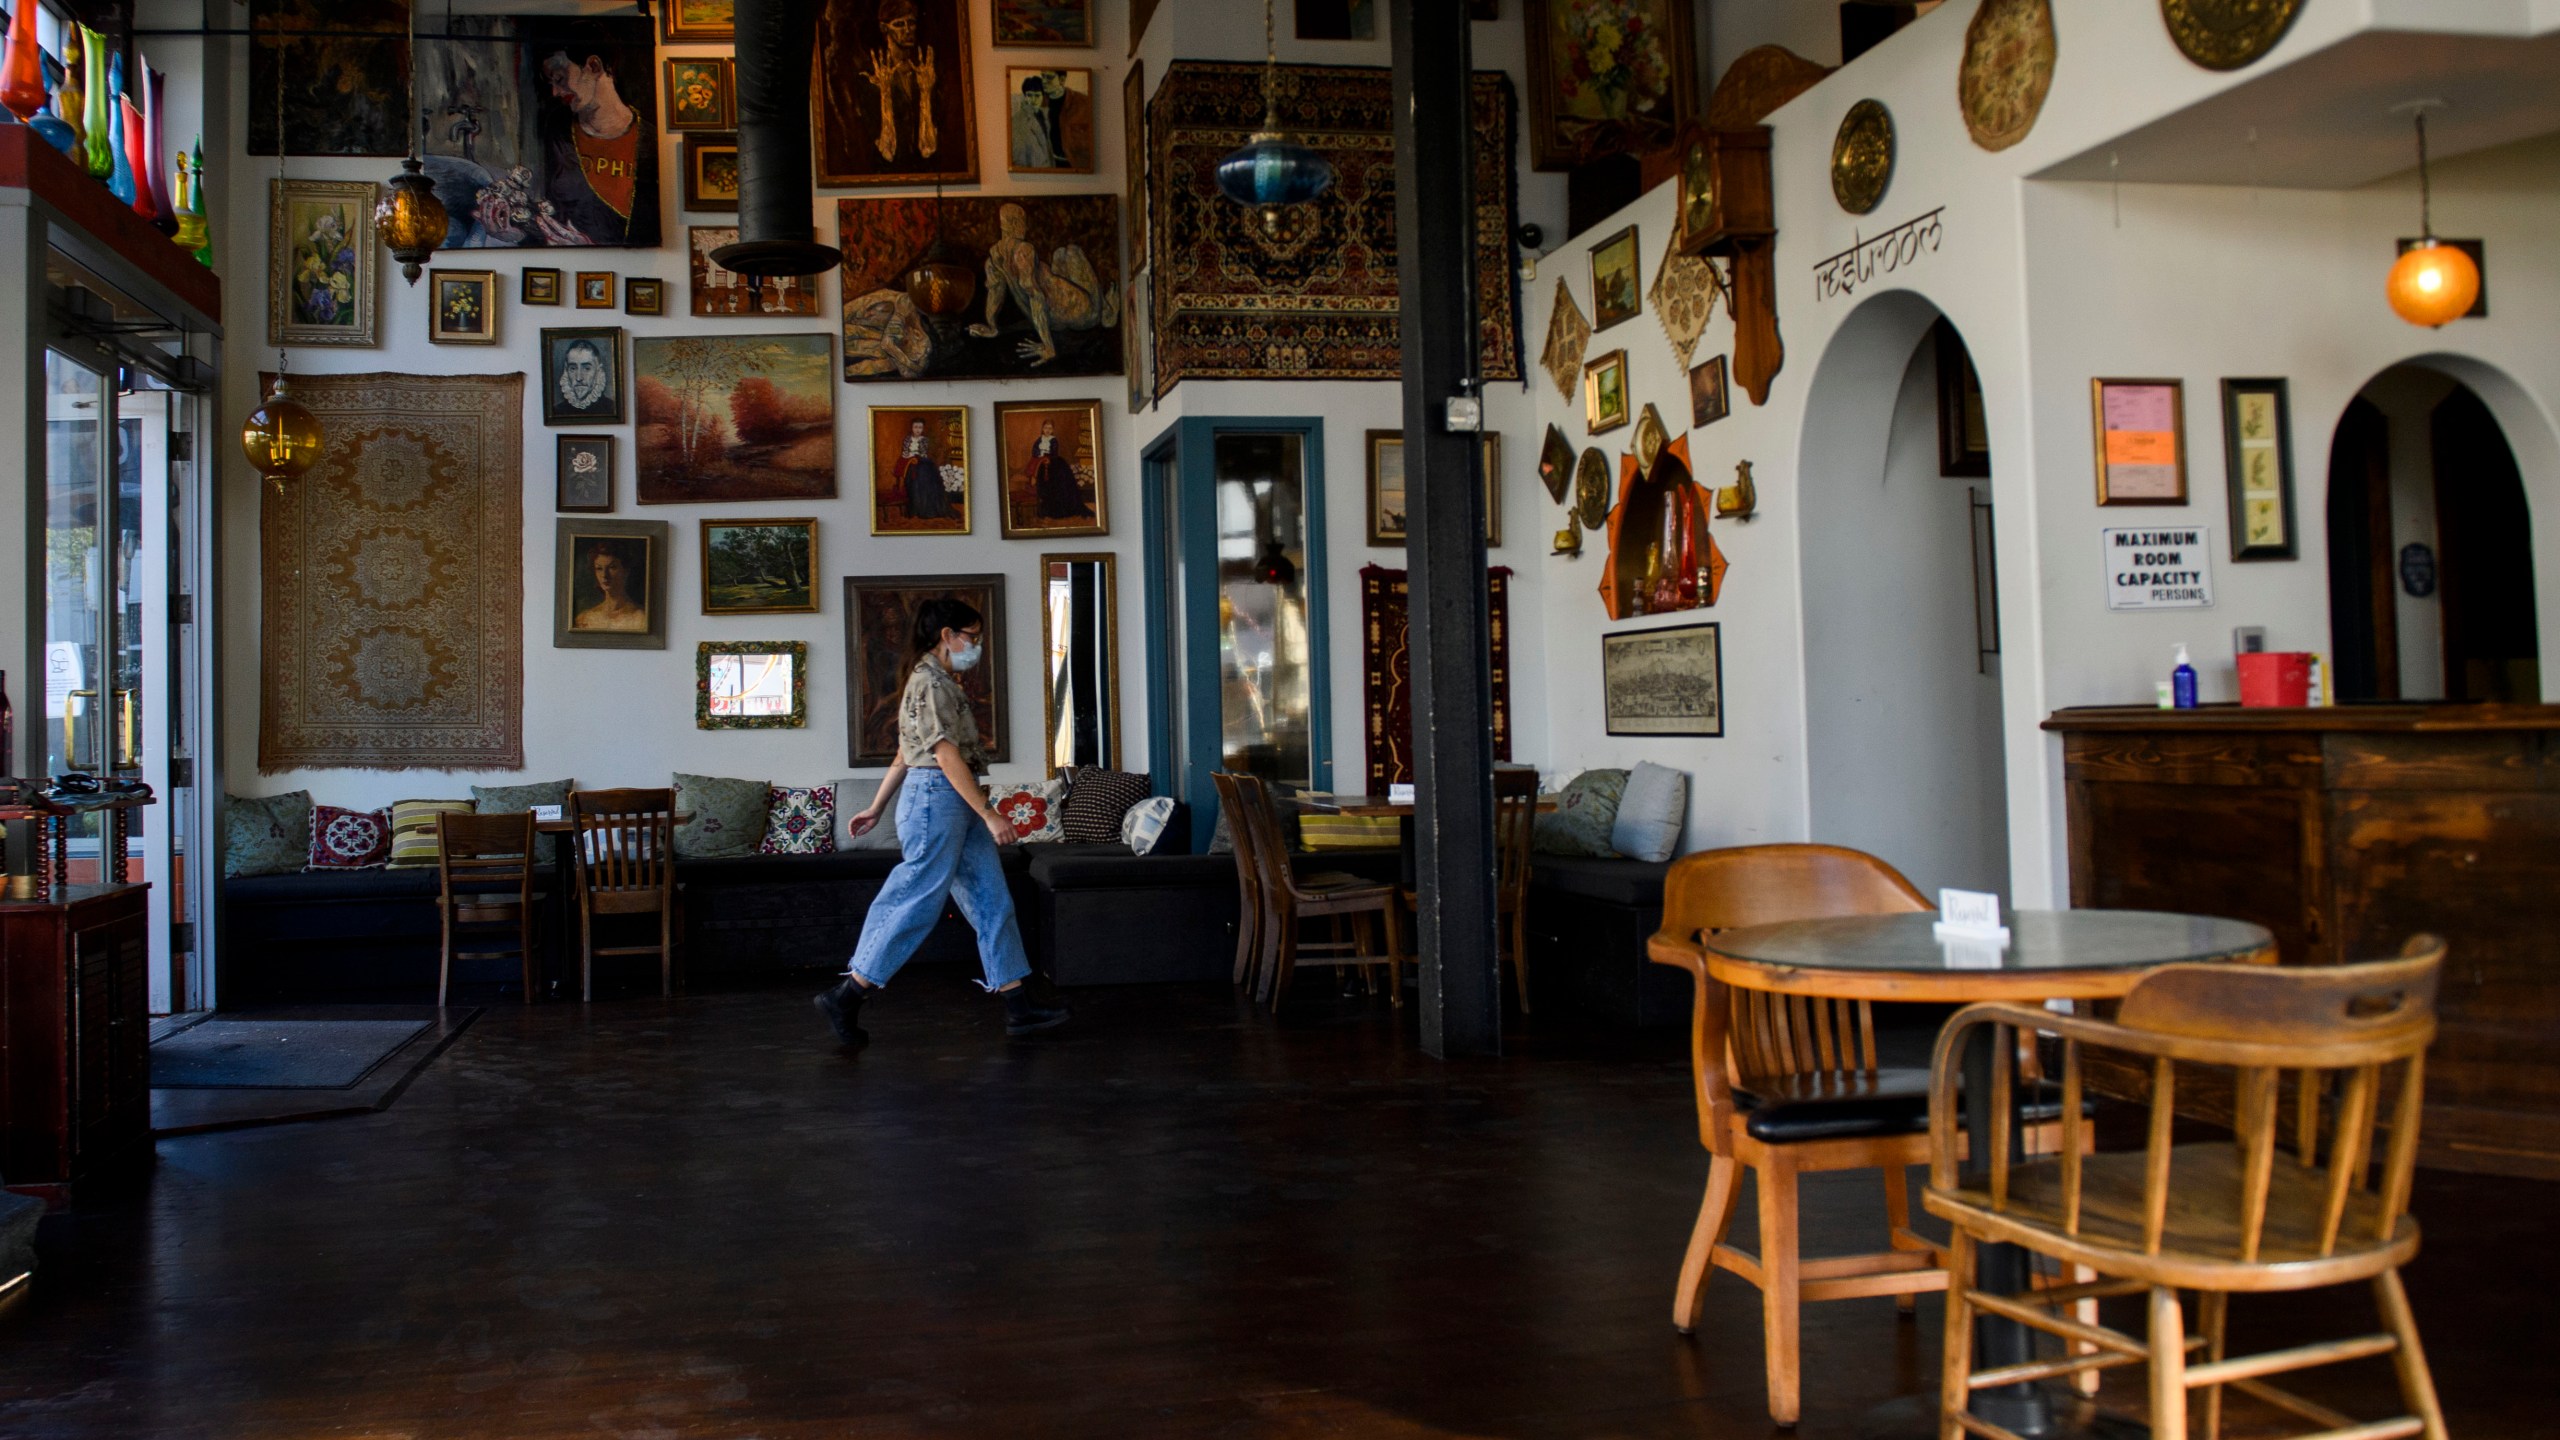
top-left (2327, 363), bottom-right (2541, 703)
top-left (1798, 292), bottom-right (2009, 897)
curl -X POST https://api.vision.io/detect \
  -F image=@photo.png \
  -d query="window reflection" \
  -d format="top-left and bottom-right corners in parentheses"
top-left (1212, 433), bottom-right (1312, 789)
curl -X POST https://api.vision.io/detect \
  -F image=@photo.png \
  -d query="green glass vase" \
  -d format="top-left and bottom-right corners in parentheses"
top-left (78, 24), bottom-right (113, 180)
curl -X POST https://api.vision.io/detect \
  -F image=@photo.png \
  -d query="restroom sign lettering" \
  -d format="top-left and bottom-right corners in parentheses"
top-left (2102, 526), bottom-right (2215, 610)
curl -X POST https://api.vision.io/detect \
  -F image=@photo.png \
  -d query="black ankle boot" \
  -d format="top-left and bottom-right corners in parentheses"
top-left (813, 975), bottom-right (872, 1046)
top-left (1001, 979), bottom-right (1070, 1036)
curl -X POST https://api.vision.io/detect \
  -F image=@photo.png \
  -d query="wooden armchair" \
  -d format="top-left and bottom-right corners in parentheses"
top-left (1923, 938), bottom-right (2448, 1440)
top-left (1234, 775), bottom-right (1399, 1011)
top-left (569, 787), bottom-right (680, 1001)
top-left (1211, 772), bottom-right (1266, 992)
top-left (435, 810), bottom-right (542, 1006)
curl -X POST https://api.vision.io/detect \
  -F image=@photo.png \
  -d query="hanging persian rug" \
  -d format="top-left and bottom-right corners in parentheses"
top-left (1149, 62), bottom-right (1520, 391)
top-left (260, 372), bottom-right (525, 771)
top-left (1360, 565), bottom-right (1512, 794)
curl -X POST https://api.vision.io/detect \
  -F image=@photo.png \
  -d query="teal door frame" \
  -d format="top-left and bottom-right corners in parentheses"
top-left (1141, 416), bottom-right (1333, 851)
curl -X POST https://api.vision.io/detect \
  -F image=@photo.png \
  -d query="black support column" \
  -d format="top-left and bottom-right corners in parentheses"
top-left (1391, 0), bottom-right (1499, 1059)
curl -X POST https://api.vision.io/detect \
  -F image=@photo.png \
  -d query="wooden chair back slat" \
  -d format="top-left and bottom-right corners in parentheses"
top-left (1988, 1024), bottom-right (2014, 1209)
top-left (2319, 1065), bottom-right (2380, 1256)
top-left (1213, 772), bottom-right (1265, 988)
top-left (572, 787), bottom-right (675, 895)
top-left (2143, 1055), bottom-right (2177, 1256)
top-left (1493, 768), bottom-right (1537, 910)
top-left (437, 811), bottom-right (537, 894)
top-left (2059, 1039), bottom-right (2085, 1235)
top-left (2116, 950), bottom-right (2441, 1048)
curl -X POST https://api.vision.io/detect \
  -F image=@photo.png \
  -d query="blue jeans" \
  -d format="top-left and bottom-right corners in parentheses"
top-left (845, 771), bottom-right (1031, 992)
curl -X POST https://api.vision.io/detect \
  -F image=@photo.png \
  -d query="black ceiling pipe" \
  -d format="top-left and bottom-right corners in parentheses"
top-left (711, 0), bottom-right (839, 277)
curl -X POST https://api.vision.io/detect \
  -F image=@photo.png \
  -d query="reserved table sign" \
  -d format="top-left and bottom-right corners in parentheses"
top-left (1934, 887), bottom-right (2009, 944)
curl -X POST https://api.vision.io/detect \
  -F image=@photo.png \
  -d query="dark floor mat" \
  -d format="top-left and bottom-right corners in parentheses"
top-left (150, 1018), bottom-right (434, 1089)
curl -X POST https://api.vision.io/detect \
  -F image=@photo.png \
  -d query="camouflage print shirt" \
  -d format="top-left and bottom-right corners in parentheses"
top-left (898, 659), bottom-right (987, 772)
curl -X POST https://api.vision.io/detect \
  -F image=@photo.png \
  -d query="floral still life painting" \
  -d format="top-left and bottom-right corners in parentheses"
top-left (1524, 0), bottom-right (1694, 170)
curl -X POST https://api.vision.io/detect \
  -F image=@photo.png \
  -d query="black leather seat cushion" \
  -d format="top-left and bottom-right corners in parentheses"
top-left (1030, 848), bottom-right (1237, 889)
top-left (1528, 855), bottom-right (1673, 907)
top-left (224, 868), bottom-right (445, 903)
top-left (1738, 1070), bottom-right (2076, 1144)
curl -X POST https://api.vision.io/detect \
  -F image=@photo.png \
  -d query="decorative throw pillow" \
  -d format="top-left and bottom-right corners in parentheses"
top-left (224, 791), bottom-right (312, 878)
top-left (472, 779), bottom-right (573, 865)
top-left (1610, 761), bottom-right (1690, 863)
top-left (986, 778), bottom-right (1067, 844)
top-left (307, 804), bottom-right (392, 870)
top-left (387, 799), bottom-right (477, 867)
top-left (1121, 796), bottom-right (1178, 856)
top-left (1060, 767), bottom-right (1151, 844)
top-left (673, 772), bottom-right (770, 859)
top-left (832, 777), bottom-right (902, 852)
top-left (760, 784), bottom-right (837, 855)
top-left (1532, 768), bottom-right (1629, 858)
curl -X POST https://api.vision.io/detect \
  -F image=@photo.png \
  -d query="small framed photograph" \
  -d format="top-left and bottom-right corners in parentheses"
top-left (540, 327), bottom-right (626, 426)
top-left (576, 271), bottom-right (615, 309)
top-left (1589, 225), bottom-right (1641, 331)
top-left (427, 268), bottom-right (497, 345)
top-left (1584, 349), bottom-right (1630, 434)
top-left (522, 267), bottom-right (563, 305)
top-left (701, 518), bottom-right (820, 616)
top-left (1004, 67), bottom-right (1095, 174)
top-left (557, 435), bottom-right (617, 513)
top-left (698, 641), bottom-right (809, 730)
top-left (664, 56), bottom-right (735, 131)
top-left (2091, 377), bottom-right (2187, 505)
top-left (624, 278), bottom-right (666, 316)
top-left (993, 399), bottom-right (1107, 538)
top-left (661, 0), bottom-right (732, 40)
top-left (1364, 430), bottom-right (1501, 547)
top-left (2221, 377), bottom-right (2297, 560)
top-left (681, 133), bottom-right (740, 212)
top-left (993, 0), bottom-right (1094, 45)
top-left (1603, 621), bottom-right (1723, 738)
top-left (554, 519), bottom-right (668, 651)
top-left (1689, 354), bottom-right (1729, 429)
top-left (870, 406), bottom-right (972, 536)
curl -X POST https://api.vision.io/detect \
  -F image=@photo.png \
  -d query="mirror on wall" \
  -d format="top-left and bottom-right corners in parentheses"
top-left (1041, 553), bottom-right (1119, 771)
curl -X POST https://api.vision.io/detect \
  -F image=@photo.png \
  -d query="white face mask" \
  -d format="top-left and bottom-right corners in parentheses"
top-left (947, 639), bottom-right (983, 672)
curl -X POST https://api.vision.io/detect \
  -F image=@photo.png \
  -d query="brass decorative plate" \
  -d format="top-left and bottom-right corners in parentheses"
top-left (2160, 0), bottom-right (2305, 71)
top-left (1831, 100), bottom-right (1895, 215)
top-left (1958, 0), bottom-right (2057, 154)
top-left (1574, 447), bottom-right (1612, 531)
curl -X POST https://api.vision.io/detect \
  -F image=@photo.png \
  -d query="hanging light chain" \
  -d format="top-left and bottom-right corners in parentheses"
top-left (2414, 110), bottom-right (2433, 239)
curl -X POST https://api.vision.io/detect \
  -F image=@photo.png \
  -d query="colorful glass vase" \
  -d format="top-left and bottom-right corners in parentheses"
top-left (0, 0), bottom-right (48, 124)
top-left (187, 137), bottom-right (212, 266)
top-left (56, 26), bottom-right (84, 157)
top-left (78, 24), bottom-right (112, 180)
top-left (105, 56), bottom-right (138, 206)
top-left (146, 68), bottom-right (175, 235)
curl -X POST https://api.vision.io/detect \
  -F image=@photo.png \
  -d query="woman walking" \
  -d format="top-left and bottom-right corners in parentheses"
top-left (815, 597), bottom-right (1068, 1044)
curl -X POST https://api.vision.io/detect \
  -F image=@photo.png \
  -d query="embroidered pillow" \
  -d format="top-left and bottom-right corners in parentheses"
top-left (1060, 767), bottom-right (1151, 843)
top-left (1121, 796), bottom-right (1178, 856)
top-left (986, 778), bottom-right (1066, 844)
top-left (673, 772), bottom-right (770, 859)
top-left (387, 799), bottom-right (477, 867)
top-left (832, 777), bottom-right (902, 852)
top-left (760, 784), bottom-right (838, 855)
top-left (224, 791), bottom-right (312, 878)
top-left (1532, 768), bottom-right (1629, 858)
top-left (308, 804), bottom-right (392, 870)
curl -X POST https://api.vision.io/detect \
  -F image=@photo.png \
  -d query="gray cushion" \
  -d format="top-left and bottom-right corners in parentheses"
top-left (833, 777), bottom-right (902, 851)
top-left (224, 791), bottom-right (311, 878)
top-left (1610, 761), bottom-right (1688, 862)
top-left (472, 778), bottom-right (573, 864)
top-left (1533, 769), bottom-right (1627, 857)
top-left (673, 772), bottom-right (769, 859)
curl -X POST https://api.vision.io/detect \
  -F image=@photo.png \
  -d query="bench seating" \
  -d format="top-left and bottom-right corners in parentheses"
top-left (1525, 855), bottom-right (1687, 1026)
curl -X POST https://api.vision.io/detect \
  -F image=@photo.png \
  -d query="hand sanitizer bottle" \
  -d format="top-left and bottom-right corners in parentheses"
top-left (2172, 643), bottom-right (2199, 709)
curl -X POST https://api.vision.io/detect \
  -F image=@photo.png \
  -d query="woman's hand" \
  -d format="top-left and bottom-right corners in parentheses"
top-left (983, 810), bottom-right (1019, 846)
top-left (848, 809), bottom-right (882, 838)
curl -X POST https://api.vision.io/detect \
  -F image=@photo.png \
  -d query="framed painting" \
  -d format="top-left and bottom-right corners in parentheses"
top-left (540, 327), bottom-right (626, 426)
top-left (844, 573), bottom-right (1008, 765)
top-left (633, 334), bottom-right (838, 504)
top-left (1364, 431), bottom-right (1502, 547)
top-left (1584, 349), bottom-right (1629, 434)
top-left (993, 400), bottom-right (1106, 539)
top-left (427, 269), bottom-right (497, 345)
top-left (554, 518), bottom-right (668, 651)
top-left (813, 0), bottom-right (981, 187)
top-left (522, 267), bottom-right (563, 305)
top-left (1524, 0), bottom-right (1695, 170)
top-left (577, 271), bottom-right (615, 308)
top-left (664, 56), bottom-right (735, 131)
top-left (701, 518), bottom-right (820, 615)
top-left (2091, 377), bottom-right (2187, 505)
top-left (689, 226), bottom-right (820, 316)
top-left (1589, 225), bottom-right (1640, 330)
top-left (839, 194), bottom-right (1120, 383)
top-left (869, 407), bottom-right (972, 535)
top-left (2221, 378), bottom-right (2297, 560)
top-left (414, 15), bottom-right (660, 248)
top-left (1935, 320), bottom-right (1990, 477)
top-left (1603, 621), bottom-right (1723, 737)
top-left (624, 278), bottom-right (667, 316)
top-left (557, 435), bottom-right (616, 513)
top-left (267, 179), bottom-right (379, 347)
top-left (1689, 355), bottom-right (1728, 429)
top-left (1005, 67), bottom-right (1095, 174)
top-left (698, 641), bottom-right (808, 730)
top-left (248, 0), bottom-right (409, 157)
top-left (681, 133), bottom-right (740, 211)
top-left (993, 0), bottom-right (1093, 45)
top-left (662, 0), bottom-right (734, 40)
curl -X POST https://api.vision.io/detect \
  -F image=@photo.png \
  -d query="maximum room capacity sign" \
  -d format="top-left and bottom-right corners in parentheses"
top-left (2102, 526), bottom-right (2215, 610)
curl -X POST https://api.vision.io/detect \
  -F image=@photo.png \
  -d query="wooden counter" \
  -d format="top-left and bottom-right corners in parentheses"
top-left (2047, 703), bottom-right (2560, 1179)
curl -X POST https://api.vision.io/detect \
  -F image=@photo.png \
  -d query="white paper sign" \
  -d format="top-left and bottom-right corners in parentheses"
top-left (2102, 527), bottom-right (2215, 610)
top-left (530, 804), bottom-right (564, 822)
top-left (43, 642), bottom-right (82, 719)
top-left (1387, 783), bottom-right (1415, 805)
top-left (1934, 887), bottom-right (2010, 945)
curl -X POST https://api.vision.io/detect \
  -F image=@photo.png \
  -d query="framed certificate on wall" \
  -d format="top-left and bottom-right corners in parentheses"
top-left (2091, 378), bottom-right (2187, 505)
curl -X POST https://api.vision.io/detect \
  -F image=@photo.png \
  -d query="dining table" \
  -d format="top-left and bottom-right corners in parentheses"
top-left (1699, 908), bottom-right (2277, 1439)
top-left (1304, 772), bottom-right (1550, 891)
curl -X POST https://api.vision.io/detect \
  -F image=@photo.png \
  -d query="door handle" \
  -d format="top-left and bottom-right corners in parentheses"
top-left (66, 688), bottom-right (99, 771)
top-left (114, 689), bottom-right (138, 770)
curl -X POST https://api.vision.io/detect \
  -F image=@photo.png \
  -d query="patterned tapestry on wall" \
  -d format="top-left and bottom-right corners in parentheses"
top-left (1360, 565), bottom-right (1512, 793)
top-left (1149, 63), bottom-right (1520, 392)
top-left (260, 373), bottom-right (525, 771)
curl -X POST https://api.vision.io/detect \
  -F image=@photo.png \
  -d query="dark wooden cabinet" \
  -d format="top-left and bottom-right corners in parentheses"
top-left (1, 884), bottom-right (151, 1200)
top-left (2048, 706), bottom-right (2560, 1179)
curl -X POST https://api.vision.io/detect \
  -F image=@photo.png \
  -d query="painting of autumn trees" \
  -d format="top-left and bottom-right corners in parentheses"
top-left (632, 334), bottom-right (837, 503)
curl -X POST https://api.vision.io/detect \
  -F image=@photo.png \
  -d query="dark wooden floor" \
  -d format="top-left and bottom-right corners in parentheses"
top-left (0, 972), bottom-right (2549, 1438)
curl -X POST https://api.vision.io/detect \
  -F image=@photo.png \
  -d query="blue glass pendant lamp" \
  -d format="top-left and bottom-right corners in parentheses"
top-left (1214, 0), bottom-right (1335, 230)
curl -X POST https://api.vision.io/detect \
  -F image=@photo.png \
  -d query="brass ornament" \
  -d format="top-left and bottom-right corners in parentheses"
top-left (1958, 0), bottom-right (2057, 153)
top-left (1715, 459), bottom-right (1758, 521)
top-left (1541, 279), bottom-right (1592, 403)
top-left (2159, 0), bottom-right (2305, 71)
top-left (1831, 100), bottom-right (1895, 216)
top-left (1573, 446), bottom-right (1611, 532)
top-left (1634, 404), bottom-right (1669, 477)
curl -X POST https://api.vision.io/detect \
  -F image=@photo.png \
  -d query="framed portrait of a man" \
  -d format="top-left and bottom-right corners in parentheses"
top-left (415, 15), bottom-right (661, 249)
top-left (542, 326), bottom-right (625, 425)
top-left (554, 519), bottom-right (669, 650)
top-left (814, 0), bottom-right (981, 186)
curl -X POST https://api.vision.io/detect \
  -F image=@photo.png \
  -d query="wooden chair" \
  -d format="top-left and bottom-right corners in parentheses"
top-left (434, 810), bottom-right (542, 1006)
top-left (570, 787), bottom-right (680, 1001)
top-left (1233, 775), bottom-right (1400, 1011)
top-left (1211, 772), bottom-right (1266, 992)
top-left (1647, 843), bottom-right (2070, 1427)
top-left (1388, 767), bottom-right (1538, 1011)
top-left (1924, 938), bottom-right (2449, 1440)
